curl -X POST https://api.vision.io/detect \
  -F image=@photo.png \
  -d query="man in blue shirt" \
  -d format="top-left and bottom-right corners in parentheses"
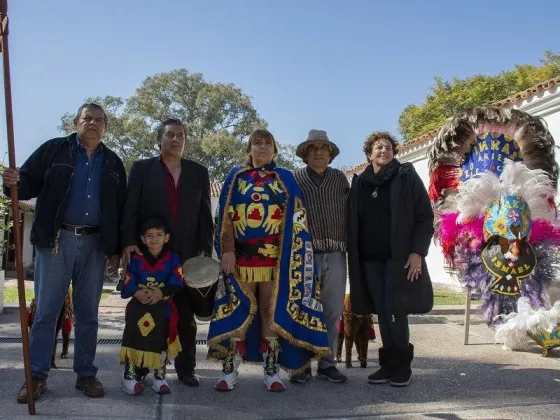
top-left (3, 103), bottom-right (127, 403)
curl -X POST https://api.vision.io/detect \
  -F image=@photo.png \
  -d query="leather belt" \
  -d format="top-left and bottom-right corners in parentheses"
top-left (60, 224), bottom-right (101, 236)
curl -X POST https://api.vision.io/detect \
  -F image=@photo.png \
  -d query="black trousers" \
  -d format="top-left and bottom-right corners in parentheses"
top-left (363, 259), bottom-right (409, 351)
top-left (173, 288), bottom-right (198, 376)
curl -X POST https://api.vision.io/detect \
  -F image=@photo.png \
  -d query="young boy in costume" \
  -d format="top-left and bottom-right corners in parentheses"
top-left (119, 218), bottom-right (184, 395)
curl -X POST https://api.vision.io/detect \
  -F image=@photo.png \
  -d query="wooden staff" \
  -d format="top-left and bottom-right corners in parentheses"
top-left (0, 0), bottom-right (36, 414)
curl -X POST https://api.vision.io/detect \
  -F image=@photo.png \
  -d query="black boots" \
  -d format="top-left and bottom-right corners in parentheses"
top-left (367, 347), bottom-right (393, 384)
top-left (390, 344), bottom-right (414, 387)
top-left (368, 344), bottom-right (414, 387)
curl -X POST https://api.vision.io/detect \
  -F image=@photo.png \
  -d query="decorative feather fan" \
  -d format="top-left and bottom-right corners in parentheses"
top-left (428, 107), bottom-right (560, 326)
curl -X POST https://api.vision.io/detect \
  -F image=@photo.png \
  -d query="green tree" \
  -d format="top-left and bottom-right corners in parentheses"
top-left (0, 164), bottom-right (14, 256)
top-left (398, 50), bottom-right (560, 142)
top-left (59, 69), bottom-right (300, 181)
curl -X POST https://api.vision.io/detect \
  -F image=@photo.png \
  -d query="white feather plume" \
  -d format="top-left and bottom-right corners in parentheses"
top-left (455, 159), bottom-right (556, 223)
top-left (455, 172), bottom-right (501, 223)
top-left (494, 298), bottom-right (560, 351)
top-left (499, 160), bottom-right (555, 221)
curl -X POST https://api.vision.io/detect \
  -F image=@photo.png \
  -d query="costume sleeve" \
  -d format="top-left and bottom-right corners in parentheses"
top-left (121, 255), bottom-right (141, 299)
top-left (120, 161), bottom-right (142, 249)
top-left (221, 212), bottom-right (235, 253)
top-left (198, 166), bottom-right (214, 256)
top-left (4, 140), bottom-right (50, 200)
top-left (410, 170), bottom-right (435, 257)
top-left (161, 253), bottom-right (184, 300)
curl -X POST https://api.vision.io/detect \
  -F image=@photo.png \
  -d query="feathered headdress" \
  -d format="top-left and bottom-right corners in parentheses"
top-left (428, 107), bottom-right (560, 326)
top-left (428, 106), bottom-right (558, 214)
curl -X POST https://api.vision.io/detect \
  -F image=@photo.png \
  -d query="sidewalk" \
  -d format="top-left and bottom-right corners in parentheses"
top-left (1, 302), bottom-right (559, 419)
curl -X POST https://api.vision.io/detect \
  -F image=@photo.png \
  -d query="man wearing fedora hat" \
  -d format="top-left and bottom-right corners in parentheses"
top-left (292, 129), bottom-right (349, 384)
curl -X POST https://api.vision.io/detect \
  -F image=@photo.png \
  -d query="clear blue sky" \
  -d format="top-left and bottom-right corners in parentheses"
top-left (0, 0), bottom-right (558, 169)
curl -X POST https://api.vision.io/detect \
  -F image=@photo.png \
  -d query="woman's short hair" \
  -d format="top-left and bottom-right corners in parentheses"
top-left (363, 131), bottom-right (399, 161)
top-left (245, 129), bottom-right (279, 165)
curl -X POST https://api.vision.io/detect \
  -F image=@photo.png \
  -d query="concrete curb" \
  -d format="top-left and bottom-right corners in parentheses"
top-left (428, 305), bottom-right (480, 315)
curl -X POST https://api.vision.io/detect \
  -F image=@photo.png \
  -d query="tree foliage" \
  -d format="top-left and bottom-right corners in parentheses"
top-left (59, 69), bottom-right (300, 181)
top-left (398, 50), bottom-right (560, 142)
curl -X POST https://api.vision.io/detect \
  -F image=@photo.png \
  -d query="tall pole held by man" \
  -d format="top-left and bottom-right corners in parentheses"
top-left (0, 0), bottom-right (36, 414)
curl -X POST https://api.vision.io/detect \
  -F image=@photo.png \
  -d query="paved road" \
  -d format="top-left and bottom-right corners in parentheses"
top-left (0, 302), bottom-right (559, 419)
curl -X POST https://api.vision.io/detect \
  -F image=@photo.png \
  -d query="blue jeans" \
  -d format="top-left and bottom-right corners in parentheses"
top-left (30, 230), bottom-right (106, 380)
top-left (363, 260), bottom-right (409, 350)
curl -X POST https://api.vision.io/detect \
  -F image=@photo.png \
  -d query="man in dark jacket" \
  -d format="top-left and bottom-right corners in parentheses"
top-left (3, 103), bottom-right (126, 403)
top-left (121, 118), bottom-right (214, 387)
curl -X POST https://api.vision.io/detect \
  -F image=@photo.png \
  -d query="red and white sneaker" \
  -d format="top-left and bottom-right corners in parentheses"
top-left (215, 371), bottom-right (238, 392)
top-left (121, 378), bottom-right (144, 395)
top-left (152, 379), bottom-right (171, 394)
top-left (264, 373), bottom-right (285, 392)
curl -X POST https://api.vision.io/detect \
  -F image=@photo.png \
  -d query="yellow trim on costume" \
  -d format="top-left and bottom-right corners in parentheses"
top-left (119, 347), bottom-right (162, 369)
top-left (235, 266), bottom-right (276, 283)
top-left (167, 337), bottom-right (182, 358)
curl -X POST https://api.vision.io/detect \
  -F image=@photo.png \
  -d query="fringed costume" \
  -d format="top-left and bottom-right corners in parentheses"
top-left (28, 289), bottom-right (73, 368)
top-left (208, 164), bottom-right (330, 391)
top-left (119, 251), bottom-right (183, 394)
top-left (336, 294), bottom-right (375, 368)
top-left (428, 107), bottom-right (560, 327)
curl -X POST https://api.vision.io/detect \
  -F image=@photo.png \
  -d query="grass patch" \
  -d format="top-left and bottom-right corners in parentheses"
top-left (3, 287), bottom-right (111, 303)
top-left (3, 287), bottom-right (34, 303)
top-left (434, 288), bottom-right (479, 306)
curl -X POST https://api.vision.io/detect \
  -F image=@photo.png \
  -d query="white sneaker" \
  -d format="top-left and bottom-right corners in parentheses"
top-left (121, 378), bottom-right (144, 395)
top-left (264, 373), bottom-right (285, 392)
top-left (215, 371), bottom-right (238, 392)
top-left (152, 379), bottom-right (171, 394)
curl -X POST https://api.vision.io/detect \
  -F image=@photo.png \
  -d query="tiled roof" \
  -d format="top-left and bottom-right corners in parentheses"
top-left (493, 76), bottom-right (560, 107)
top-left (343, 76), bottom-right (560, 175)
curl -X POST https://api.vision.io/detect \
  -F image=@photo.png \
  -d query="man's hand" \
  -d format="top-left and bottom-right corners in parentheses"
top-left (134, 289), bottom-right (150, 304)
top-left (222, 252), bottom-right (235, 274)
top-left (2, 167), bottom-right (20, 188)
top-left (122, 245), bottom-right (142, 267)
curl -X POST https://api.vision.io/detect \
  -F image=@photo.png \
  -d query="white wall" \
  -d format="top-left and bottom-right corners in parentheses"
top-left (22, 213), bottom-right (34, 268)
top-left (211, 197), bottom-right (219, 220)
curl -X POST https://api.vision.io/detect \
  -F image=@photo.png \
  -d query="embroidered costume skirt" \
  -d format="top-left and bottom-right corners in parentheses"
top-left (119, 299), bottom-right (177, 369)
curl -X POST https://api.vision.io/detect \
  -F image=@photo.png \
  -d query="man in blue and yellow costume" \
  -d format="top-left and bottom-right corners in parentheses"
top-left (208, 129), bottom-right (330, 392)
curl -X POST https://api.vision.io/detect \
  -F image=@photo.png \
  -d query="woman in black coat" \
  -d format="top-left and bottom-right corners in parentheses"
top-left (347, 131), bottom-right (434, 387)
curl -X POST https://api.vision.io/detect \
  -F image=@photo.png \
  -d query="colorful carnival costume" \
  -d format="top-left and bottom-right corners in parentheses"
top-left (208, 163), bottom-right (330, 391)
top-left (119, 250), bottom-right (183, 395)
top-left (428, 107), bottom-right (560, 327)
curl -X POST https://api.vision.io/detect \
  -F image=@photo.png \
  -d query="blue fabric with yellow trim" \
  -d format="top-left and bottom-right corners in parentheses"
top-left (208, 164), bottom-right (330, 372)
